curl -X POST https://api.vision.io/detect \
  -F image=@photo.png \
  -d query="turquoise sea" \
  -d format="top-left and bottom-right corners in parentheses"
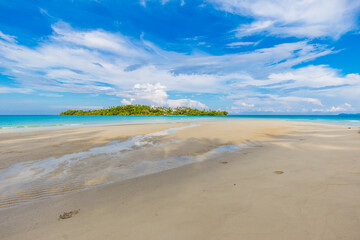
top-left (1, 115), bottom-right (360, 131)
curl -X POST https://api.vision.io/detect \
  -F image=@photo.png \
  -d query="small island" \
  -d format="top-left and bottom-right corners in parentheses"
top-left (60, 105), bottom-right (228, 116)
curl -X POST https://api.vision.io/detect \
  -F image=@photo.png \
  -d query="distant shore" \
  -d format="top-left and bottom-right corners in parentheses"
top-left (60, 105), bottom-right (228, 116)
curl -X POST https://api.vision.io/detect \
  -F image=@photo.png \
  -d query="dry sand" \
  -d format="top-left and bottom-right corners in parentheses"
top-left (0, 120), bottom-right (360, 240)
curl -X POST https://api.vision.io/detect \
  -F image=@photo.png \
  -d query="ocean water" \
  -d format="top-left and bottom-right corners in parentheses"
top-left (0, 115), bottom-right (360, 131)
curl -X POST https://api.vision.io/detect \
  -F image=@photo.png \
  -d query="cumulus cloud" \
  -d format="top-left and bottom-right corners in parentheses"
top-left (121, 83), bottom-right (168, 105)
top-left (121, 98), bottom-right (134, 105)
top-left (121, 83), bottom-right (207, 108)
top-left (239, 102), bottom-right (255, 108)
top-left (208, 0), bottom-right (360, 38)
top-left (167, 99), bottom-right (207, 108)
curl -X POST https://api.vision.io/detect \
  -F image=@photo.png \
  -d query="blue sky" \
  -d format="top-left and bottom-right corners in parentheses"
top-left (0, 0), bottom-right (360, 114)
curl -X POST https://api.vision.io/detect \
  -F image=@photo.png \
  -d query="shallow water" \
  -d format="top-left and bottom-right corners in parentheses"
top-left (0, 124), bottom-right (255, 209)
top-left (1, 114), bottom-right (360, 131)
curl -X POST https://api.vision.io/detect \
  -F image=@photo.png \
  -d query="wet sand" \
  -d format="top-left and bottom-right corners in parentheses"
top-left (0, 120), bottom-right (360, 239)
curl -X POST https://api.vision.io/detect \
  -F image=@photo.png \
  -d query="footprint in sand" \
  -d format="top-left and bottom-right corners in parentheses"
top-left (273, 171), bottom-right (284, 175)
top-left (59, 209), bottom-right (80, 220)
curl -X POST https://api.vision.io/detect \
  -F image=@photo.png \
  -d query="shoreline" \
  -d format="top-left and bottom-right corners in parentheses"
top-left (0, 116), bottom-right (229, 133)
top-left (0, 120), bottom-right (351, 173)
top-left (0, 120), bottom-right (300, 208)
top-left (1, 115), bottom-right (360, 133)
top-left (0, 120), bottom-right (359, 239)
top-left (1, 119), bottom-right (330, 169)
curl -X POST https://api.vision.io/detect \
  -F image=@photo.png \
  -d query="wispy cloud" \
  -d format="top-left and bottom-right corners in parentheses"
top-left (39, 93), bottom-right (63, 97)
top-left (0, 86), bottom-right (32, 94)
top-left (312, 103), bottom-right (353, 113)
top-left (0, 23), bottom-right (333, 94)
top-left (227, 65), bottom-right (360, 113)
top-left (0, 31), bottom-right (17, 43)
top-left (226, 41), bottom-right (259, 48)
top-left (208, 0), bottom-right (360, 38)
top-left (55, 105), bottom-right (104, 110)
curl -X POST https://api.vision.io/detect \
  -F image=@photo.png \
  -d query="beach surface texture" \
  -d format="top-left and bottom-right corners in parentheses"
top-left (0, 120), bottom-right (360, 240)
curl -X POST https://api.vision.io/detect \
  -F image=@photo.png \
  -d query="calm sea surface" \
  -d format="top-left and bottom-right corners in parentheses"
top-left (0, 115), bottom-right (360, 131)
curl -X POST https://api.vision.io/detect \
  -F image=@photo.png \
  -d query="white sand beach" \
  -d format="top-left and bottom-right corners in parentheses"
top-left (0, 120), bottom-right (360, 240)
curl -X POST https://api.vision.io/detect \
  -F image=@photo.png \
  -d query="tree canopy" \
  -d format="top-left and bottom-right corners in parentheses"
top-left (60, 105), bottom-right (228, 116)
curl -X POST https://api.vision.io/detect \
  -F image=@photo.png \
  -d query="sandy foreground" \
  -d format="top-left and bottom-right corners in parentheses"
top-left (0, 120), bottom-right (360, 240)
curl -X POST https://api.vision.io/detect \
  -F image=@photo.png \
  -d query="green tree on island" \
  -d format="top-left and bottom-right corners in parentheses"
top-left (60, 105), bottom-right (228, 116)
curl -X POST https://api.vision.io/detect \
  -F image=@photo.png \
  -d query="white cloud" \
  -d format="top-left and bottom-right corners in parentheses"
top-left (239, 102), bottom-right (255, 107)
top-left (0, 22), bottom-right (359, 113)
top-left (167, 99), bottom-right (207, 108)
top-left (208, 0), bottom-right (360, 38)
top-left (121, 98), bottom-right (134, 105)
top-left (230, 65), bottom-right (360, 94)
top-left (312, 103), bottom-right (353, 112)
top-left (0, 86), bottom-right (32, 94)
top-left (226, 63), bottom-right (360, 113)
top-left (121, 83), bottom-right (207, 108)
top-left (51, 21), bottom-right (145, 57)
top-left (130, 83), bottom-right (168, 105)
top-left (275, 96), bottom-right (323, 106)
top-left (267, 65), bottom-right (357, 88)
top-left (226, 41), bottom-right (259, 48)
top-left (230, 94), bottom-right (323, 113)
top-left (0, 24), bottom-right (334, 96)
top-left (39, 93), bottom-right (63, 97)
top-left (57, 106), bottom-right (104, 110)
top-left (0, 31), bottom-right (17, 43)
top-left (236, 20), bottom-right (274, 37)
